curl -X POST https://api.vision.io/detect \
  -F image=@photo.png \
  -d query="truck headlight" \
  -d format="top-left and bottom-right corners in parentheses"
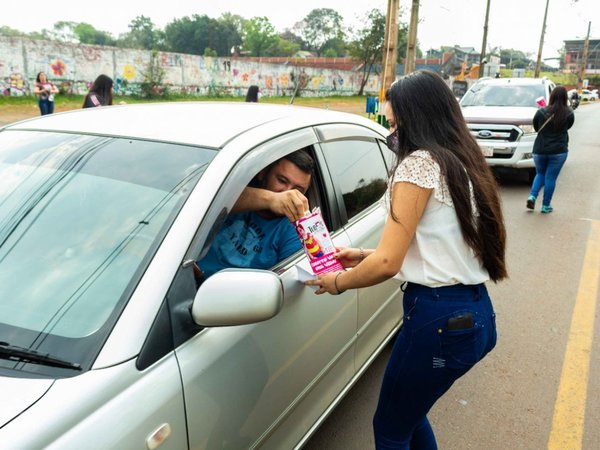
top-left (519, 124), bottom-right (535, 134)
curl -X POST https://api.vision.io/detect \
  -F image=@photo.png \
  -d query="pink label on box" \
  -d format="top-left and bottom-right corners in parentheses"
top-left (295, 210), bottom-right (344, 275)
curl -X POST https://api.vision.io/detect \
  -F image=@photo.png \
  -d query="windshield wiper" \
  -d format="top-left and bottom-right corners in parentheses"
top-left (0, 341), bottom-right (81, 371)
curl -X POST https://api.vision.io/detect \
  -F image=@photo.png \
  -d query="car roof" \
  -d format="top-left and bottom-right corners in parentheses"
top-left (4, 102), bottom-right (376, 149)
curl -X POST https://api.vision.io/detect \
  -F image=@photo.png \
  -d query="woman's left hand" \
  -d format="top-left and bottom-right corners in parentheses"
top-left (304, 271), bottom-right (342, 295)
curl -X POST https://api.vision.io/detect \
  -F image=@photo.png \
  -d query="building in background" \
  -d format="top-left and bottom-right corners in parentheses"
top-left (564, 38), bottom-right (600, 75)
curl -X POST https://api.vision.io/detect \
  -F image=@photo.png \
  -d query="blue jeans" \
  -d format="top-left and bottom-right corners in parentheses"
top-left (373, 283), bottom-right (497, 449)
top-left (530, 153), bottom-right (568, 207)
top-left (38, 98), bottom-right (54, 115)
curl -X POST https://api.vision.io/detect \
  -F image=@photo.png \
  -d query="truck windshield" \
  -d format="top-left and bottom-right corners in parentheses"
top-left (461, 83), bottom-right (546, 107)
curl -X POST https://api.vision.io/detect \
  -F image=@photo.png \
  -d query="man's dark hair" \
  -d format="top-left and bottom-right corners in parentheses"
top-left (283, 148), bottom-right (315, 174)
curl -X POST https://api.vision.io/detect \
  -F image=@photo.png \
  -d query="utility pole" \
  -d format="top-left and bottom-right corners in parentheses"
top-left (578, 21), bottom-right (592, 90)
top-left (534, 0), bottom-right (550, 77)
top-left (405, 0), bottom-right (419, 74)
top-left (379, 0), bottom-right (400, 124)
top-left (478, 0), bottom-right (491, 78)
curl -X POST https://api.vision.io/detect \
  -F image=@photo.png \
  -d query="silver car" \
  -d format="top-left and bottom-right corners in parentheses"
top-left (0, 102), bottom-right (402, 449)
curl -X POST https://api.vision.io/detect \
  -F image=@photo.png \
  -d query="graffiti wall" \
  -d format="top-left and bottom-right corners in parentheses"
top-left (0, 36), bottom-right (377, 97)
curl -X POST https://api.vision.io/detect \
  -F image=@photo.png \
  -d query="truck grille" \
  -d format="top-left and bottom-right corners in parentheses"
top-left (467, 125), bottom-right (522, 142)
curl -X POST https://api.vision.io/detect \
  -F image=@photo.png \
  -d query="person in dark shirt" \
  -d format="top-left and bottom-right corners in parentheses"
top-left (527, 86), bottom-right (575, 213)
top-left (82, 74), bottom-right (114, 108)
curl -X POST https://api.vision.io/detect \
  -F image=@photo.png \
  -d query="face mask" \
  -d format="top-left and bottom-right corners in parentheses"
top-left (386, 131), bottom-right (398, 152)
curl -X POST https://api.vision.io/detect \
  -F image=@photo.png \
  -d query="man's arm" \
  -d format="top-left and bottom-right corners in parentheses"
top-left (232, 186), bottom-right (309, 222)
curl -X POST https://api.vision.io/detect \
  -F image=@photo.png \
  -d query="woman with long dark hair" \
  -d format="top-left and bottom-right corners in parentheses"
top-left (33, 72), bottom-right (59, 115)
top-left (82, 74), bottom-right (114, 108)
top-left (306, 70), bottom-right (507, 449)
top-left (245, 85), bottom-right (260, 102)
top-left (527, 85), bottom-right (574, 213)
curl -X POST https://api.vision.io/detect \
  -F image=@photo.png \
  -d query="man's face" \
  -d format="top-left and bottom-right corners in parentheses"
top-left (259, 159), bottom-right (311, 194)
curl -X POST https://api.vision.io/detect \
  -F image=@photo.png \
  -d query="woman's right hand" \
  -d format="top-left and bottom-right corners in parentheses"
top-left (335, 247), bottom-right (363, 268)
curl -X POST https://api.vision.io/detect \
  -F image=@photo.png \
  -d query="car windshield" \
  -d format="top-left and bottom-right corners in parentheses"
top-left (460, 83), bottom-right (546, 107)
top-left (0, 130), bottom-right (215, 376)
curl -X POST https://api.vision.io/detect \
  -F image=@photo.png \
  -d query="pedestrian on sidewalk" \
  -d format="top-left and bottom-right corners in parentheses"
top-left (306, 70), bottom-right (507, 449)
top-left (33, 72), bottom-right (59, 115)
top-left (527, 85), bottom-right (575, 213)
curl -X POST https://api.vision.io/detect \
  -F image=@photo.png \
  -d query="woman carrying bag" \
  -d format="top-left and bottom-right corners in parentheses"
top-left (526, 86), bottom-right (575, 213)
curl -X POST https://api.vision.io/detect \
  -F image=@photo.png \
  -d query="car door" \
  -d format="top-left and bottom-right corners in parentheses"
top-left (171, 128), bottom-right (358, 450)
top-left (316, 125), bottom-right (403, 371)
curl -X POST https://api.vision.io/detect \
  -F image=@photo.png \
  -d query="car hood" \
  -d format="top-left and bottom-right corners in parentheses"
top-left (0, 376), bottom-right (53, 427)
top-left (461, 106), bottom-right (538, 124)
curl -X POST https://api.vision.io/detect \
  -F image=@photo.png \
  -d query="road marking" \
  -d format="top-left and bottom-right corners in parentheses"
top-left (548, 221), bottom-right (600, 450)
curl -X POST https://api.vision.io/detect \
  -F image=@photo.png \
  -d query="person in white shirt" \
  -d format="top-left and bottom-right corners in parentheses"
top-left (306, 70), bottom-right (507, 449)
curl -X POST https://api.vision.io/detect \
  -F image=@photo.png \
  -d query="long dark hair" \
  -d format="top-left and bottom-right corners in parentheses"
top-left (386, 70), bottom-right (507, 281)
top-left (245, 85), bottom-right (259, 102)
top-left (546, 86), bottom-right (570, 131)
top-left (83, 74), bottom-right (113, 107)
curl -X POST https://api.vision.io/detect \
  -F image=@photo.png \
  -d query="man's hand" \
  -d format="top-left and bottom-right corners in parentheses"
top-left (233, 187), bottom-right (308, 222)
top-left (269, 190), bottom-right (309, 222)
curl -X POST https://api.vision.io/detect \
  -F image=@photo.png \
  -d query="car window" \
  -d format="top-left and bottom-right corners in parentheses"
top-left (0, 130), bottom-right (214, 374)
top-left (320, 139), bottom-right (388, 222)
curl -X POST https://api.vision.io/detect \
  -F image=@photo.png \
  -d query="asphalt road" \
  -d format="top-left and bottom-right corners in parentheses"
top-left (304, 102), bottom-right (600, 450)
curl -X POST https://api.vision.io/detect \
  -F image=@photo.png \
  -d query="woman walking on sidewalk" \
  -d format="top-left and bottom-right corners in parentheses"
top-left (527, 85), bottom-right (575, 213)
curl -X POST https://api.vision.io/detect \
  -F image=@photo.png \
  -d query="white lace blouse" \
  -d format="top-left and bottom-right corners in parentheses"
top-left (385, 150), bottom-right (489, 286)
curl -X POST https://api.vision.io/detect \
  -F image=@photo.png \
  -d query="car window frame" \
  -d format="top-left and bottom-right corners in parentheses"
top-left (314, 124), bottom-right (389, 227)
top-left (152, 127), bottom-right (340, 354)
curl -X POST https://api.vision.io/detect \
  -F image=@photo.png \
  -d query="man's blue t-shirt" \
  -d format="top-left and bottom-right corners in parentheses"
top-left (197, 211), bottom-right (301, 278)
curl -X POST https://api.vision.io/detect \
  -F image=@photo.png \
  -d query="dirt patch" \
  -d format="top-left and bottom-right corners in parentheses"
top-left (0, 103), bottom-right (75, 126)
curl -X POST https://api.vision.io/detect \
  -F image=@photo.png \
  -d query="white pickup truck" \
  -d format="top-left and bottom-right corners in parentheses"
top-left (460, 77), bottom-right (556, 181)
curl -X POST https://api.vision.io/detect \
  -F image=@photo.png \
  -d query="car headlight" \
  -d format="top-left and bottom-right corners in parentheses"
top-left (518, 124), bottom-right (535, 134)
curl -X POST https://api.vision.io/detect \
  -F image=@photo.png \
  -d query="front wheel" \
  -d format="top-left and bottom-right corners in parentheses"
top-left (526, 168), bottom-right (536, 184)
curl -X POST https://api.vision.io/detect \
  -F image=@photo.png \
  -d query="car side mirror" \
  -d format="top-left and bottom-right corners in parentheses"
top-left (191, 269), bottom-right (283, 327)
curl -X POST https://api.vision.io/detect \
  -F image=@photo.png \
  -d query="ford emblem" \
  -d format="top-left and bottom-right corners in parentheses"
top-left (478, 130), bottom-right (493, 138)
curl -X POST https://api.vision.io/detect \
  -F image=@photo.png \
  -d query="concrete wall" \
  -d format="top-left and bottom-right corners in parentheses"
top-left (0, 36), bottom-right (379, 97)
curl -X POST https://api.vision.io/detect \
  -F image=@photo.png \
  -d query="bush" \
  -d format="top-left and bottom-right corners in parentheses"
top-left (140, 50), bottom-right (169, 99)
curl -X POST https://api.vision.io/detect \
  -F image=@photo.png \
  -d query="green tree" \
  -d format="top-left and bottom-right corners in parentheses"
top-left (164, 15), bottom-right (223, 55)
top-left (267, 37), bottom-right (300, 57)
top-left (0, 26), bottom-right (25, 37)
top-left (216, 13), bottom-right (245, 56)
top-left (298, 8), bottom-right (345, 56)
top-left (349, 9), bottom-right (386, 95)
top-left (243, 17), bottom-right (277, 57)
top-left (322, 37), bottom-right (347, 57)
top-left (47, 21), bottom-right (78, 43)
top-left (73, 23), bottom-right (115, 46)
top-left (499, 48), bottom-right (530, 69)
top-left (396, 22), bottom-right (410, 61)
top-left (119, 16), bottom-right (164, 50)
top-left (140, 50), bottom-right (167, 98)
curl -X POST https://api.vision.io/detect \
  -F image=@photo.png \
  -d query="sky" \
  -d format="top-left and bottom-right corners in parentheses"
top-left (2, 0), bottom-right (598, 64)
